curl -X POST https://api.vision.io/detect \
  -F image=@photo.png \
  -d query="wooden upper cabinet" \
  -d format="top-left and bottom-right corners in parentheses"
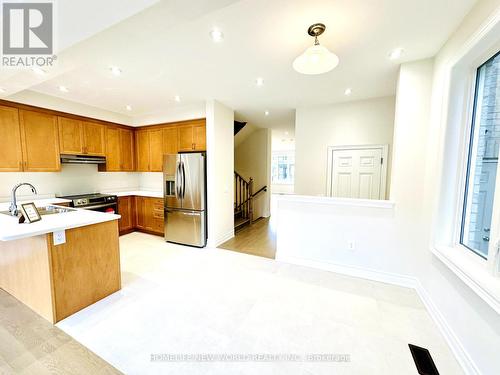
top-left (82, 121), bottom-right (105, 156)
top-left (177, 121), bottom-right (206, 151)
top-left (149, 129), bottom-right (163, 172)
top-left (0, 105), bottom-right (23, 172)
top-left (58, 117), bottom-right (83, 154)
top-left (135, 130), bottom-right (150, 172)
top-left (19, 110), bottom-right (60, 172)
top-left (120, 128), bottom-right (134, 171)
top-left (178, 125), bottom-right (194, 151)
top-left (105, 127), bottom-right (121, 171)
top-left (163, 127), bottom-right (178, 154)
top-left (193, 124), bottom-right (206, 151)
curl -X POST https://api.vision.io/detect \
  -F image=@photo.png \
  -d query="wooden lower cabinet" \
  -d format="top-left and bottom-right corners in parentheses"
top-left (119, 196), bottom-right (164, 236)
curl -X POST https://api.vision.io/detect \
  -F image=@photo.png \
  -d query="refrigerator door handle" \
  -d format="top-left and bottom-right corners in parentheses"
top-left (181, 161), bottom-right (186, 198)
top-left (175, 162), bottom-right (181, 199)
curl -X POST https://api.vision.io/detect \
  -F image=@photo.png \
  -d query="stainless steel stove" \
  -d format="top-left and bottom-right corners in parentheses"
top-left (58, 193), bottom-right (118, 213)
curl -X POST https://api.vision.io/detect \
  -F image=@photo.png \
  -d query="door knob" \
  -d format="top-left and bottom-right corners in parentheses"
top-left (483, 236), bottom-right (490, 242)
top-left (484, 228), bottom-right (490, 232)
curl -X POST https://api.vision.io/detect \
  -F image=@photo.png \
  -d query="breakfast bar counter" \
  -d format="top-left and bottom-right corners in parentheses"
top-left (0, 199), bottom-right (122, 323)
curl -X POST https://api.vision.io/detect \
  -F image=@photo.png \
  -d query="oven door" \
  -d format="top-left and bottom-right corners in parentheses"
top-left (82, 202), bottom-right (118, 214)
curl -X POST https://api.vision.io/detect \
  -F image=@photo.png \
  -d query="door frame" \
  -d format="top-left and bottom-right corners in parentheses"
top-left (326, 144), bottom-right (389, 199)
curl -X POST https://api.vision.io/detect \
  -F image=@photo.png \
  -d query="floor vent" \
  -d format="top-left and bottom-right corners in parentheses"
top-left (408, 344), bottom-right (440, 375)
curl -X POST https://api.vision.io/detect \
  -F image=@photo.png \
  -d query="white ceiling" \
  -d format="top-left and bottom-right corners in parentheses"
top-left (1, 0), bottom-right (476, 130)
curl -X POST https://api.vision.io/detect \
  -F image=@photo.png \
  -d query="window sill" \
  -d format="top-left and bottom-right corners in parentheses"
top-left (432, 245), bottom-right (500, 314)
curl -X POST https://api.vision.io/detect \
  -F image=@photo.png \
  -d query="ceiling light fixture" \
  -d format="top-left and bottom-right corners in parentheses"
top-left (174, 95), bottom-right (181, 102)
top-left (285, 131), bottom-right (289, 135)
top-left (209, 28), bottom-right (224, 42)
top-left (255, 77), bottom-right (264, 86)
top-left (110, 66), bottom-right (122, 76)
top-left (0, 88), bottom-right (6, 93)
top-left (344, 88), bottom-right (352, 96)
top-left (32, 67), bottom-right (46, 75)
top-left (58, 85), bottom-right (69, 93)
top-left (293, 23), bottom-right (339, 75)
top-left (126, 105), bottom-right (132, 111)
top-left (264, 110), bottom-right (270, 116)
top-left (389, 48), bottom-right (404, 60)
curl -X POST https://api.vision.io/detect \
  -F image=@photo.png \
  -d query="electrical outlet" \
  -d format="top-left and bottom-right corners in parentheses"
top-left (348, 240), bottom-right (356, 251)
top-left (53, 230), bottom-right (66, 245)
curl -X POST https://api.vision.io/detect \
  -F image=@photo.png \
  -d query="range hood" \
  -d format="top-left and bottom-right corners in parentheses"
top-left (60, 154), bottom-right (106, 164)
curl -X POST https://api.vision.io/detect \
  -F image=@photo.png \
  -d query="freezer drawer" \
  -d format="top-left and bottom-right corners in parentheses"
top-left (165, 209), bottom-right (206, 247)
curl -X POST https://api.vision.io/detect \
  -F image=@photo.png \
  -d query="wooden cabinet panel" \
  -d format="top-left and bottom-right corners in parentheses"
top-left (0, 105), bottom-right (23, 171)
top-left (118, 196), bottom-right (134, 233)
top-left (135, 196), bottom-right (147, 229)
top-left (19, 110), bottom-right (60, 172)
top-left (105, 127), bottom-right (121, 171)
top-left (120, 129), bottom-right (134, 171)
top-left (163, 127), bottom-right (178, 154)
top-left (178, 125), bottom-right (194, 151)
top-left (193, 124), bottom-right (206, 151)
top-left (136, 130), bottom-right (150, 172)
top-left (132, 196), bottom-right (164, 235)
top-left (149, 129), bottom-right (163, 172)
top-left (83, 122), bottom-right (105, 155)
top-left (58, 117), bottom-right (83, 154)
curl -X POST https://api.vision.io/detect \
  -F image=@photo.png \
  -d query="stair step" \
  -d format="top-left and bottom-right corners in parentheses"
top-left (235, 217), bottom-right (250, 231)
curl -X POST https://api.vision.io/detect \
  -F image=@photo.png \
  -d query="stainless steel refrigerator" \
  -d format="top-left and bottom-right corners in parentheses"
top-left (163, 152), bottom-right (207, 247)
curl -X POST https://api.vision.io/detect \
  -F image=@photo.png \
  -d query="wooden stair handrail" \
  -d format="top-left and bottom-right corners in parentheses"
top-left (234, 170), bottom-right (268, 226)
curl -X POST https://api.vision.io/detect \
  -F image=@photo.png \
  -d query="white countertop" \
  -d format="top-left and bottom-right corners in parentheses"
top-left (275, 194), bottom-right (395, 209)
top-left (0, 198), bottom-right (120, 242)
top-left (110, 190), bottom-right (163, 198)
top-left (0, 197), bottom-right (71, 211)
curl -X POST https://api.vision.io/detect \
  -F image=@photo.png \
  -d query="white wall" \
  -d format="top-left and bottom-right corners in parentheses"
top-left (206, 100), bottom-right (234, 247)
top-left (295, 96), bottom-right (395, 198)
top-left (7, 91), bottom-right (133, 125)
top-left (234, 128), bottom-right (272, 219)
top-left (0, 164), bottom-right (139, 202)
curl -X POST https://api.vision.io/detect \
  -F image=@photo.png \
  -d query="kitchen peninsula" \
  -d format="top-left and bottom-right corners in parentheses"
top-left (0, 199), bottom-right (121, 323)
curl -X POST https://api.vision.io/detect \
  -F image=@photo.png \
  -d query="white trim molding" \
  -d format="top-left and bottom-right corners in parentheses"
top-left (276, 254), bottom-right (481, 375)
top-left (432, 245), bottom-right (500, 315)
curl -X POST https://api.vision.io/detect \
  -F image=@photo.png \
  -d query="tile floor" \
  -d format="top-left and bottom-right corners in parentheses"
top-left (56, 232), bottom-right (463, 375)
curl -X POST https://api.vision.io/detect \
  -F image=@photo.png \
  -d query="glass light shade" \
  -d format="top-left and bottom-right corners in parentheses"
top-left (293, 44), bottom-right (339, 75)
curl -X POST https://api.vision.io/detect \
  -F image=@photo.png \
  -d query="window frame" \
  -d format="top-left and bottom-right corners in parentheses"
top-left (271, 150), bottom-right (295, 186)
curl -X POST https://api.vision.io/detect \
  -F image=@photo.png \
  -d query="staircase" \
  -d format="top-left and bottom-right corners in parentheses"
top-left (234, 171), bottom-right (267, 231)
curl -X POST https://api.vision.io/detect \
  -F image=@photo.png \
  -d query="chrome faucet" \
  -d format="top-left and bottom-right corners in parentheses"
top-left (9, 183), bottom-right (38, 216)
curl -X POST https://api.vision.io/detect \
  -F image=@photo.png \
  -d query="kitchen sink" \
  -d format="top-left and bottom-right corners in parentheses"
top-left (0, 205), bottom-right (77, 218)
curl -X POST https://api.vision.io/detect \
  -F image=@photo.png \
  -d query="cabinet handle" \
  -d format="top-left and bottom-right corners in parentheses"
top-left (19, 161), bottom-right (22, 170)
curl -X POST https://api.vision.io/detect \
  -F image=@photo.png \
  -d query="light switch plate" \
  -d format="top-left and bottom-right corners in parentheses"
top-left (53, 230), bottom-right (66, 245)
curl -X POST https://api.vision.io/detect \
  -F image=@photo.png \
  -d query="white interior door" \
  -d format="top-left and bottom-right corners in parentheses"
top-left (328, 146), bottom-right (387, 200)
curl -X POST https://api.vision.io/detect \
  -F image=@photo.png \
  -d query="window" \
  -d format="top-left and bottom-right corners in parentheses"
top-left (461, 51), bottom-right (500, 259)
top-left (271, 151), bottom-right (295, 185)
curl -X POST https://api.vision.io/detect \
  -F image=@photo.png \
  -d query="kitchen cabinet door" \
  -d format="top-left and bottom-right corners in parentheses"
top-left (135, 130), bottom-right (150, 172)
top-left (19, 110), bottom-right (60, 172)
top-left (83, 122), bottom-right (105, 156)
top-left (178, 125), bottom-right (194, 151)
top-left (149, 129), bottom-right (163, 172)
top-left (118, 196), bottom-right (134, 233)
top-left (58, 117), bottom-right (83, 154)
top-left (105, 127), bottom-right (121, 171)
top-left (135, 196), bottom-right (147, 229)
top-left (120, 129), bottom-right (134, 171)
top-left (193, 124), bottom-right (206, 151)
top-left (0, 105), bottom-right (23, 171)
top-left (163, 127), bottom-right (178, 154)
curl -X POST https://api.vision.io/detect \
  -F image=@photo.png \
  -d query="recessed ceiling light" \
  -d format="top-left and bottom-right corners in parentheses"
top-left (255, 77), bottom-right (264, 86)
top-left (209, 28), bottom-right (224, 42)
top-left (32, 67), bottom-right (46, 75)
top-left (388, 48), bottom-right (404, 60)
top-left (285, 131), bottom-right (289, 135)
top-left (344, 88), bottom-right (352, 96)
top-left (264, 110), bottom-right (270, 116)
top-left (174, 95), bottom-right (181, 102)
top-left (110, 66), bottom-right (122, 76)
top-left (126, 105), bottom-right (132, 111)
top-left (58, 85), bottom-right (69, 93)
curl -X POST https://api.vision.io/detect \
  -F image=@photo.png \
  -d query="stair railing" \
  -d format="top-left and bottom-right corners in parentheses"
top-left (234, 172), bottom-right (267, 225)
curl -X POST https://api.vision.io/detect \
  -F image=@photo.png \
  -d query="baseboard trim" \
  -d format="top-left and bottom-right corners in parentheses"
top-left (208, 229), bottom-right (234, 248)
top-left (275, 255), bottom-right (480, 375)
